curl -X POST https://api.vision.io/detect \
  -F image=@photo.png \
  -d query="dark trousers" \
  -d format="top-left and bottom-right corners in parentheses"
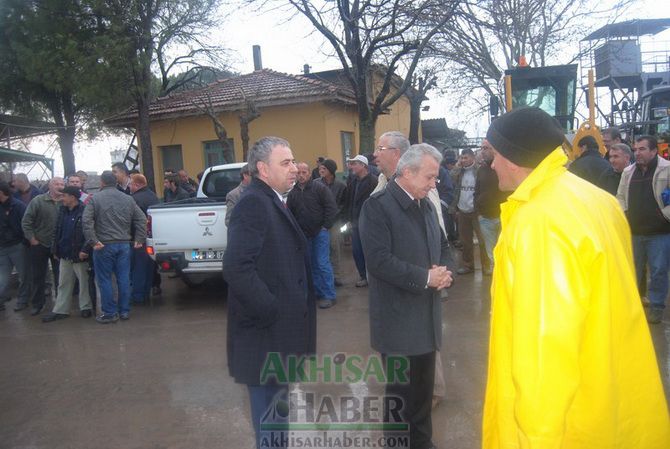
top-left (351, 225), bottom-right (367, 279)
top-left (247, 384), bottom-right (288, 449)
top-left (457, 211), bottom-right (491, 270)
top-left (445, 207), bottom-right (458, 242)
top-left (29, 244), bottom-right (59, 309)
top-left (87, 261), bottom-right (97, 312)
top-left (152, 261), bottom-right (161, 288)
top-left (384, 352), bottom-right (436, 449)
top-left (131, 246), bottom-right (154, 302)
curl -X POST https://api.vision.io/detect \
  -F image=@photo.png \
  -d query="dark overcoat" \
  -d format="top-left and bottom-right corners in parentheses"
top-left (223, 177), bottom-right (316, 385)
top-left (360, 180), bottom-right (450, 356)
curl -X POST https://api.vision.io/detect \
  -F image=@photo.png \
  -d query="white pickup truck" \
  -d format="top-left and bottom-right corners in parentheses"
top-left (146, 162), bottom-right (245, 287)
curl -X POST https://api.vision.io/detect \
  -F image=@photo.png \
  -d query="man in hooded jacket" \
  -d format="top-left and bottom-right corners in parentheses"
top-left (482, 107), bottom-right (670, 449)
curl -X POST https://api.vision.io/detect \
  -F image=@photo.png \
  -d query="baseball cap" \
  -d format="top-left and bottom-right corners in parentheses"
top-left (346, 155), bottom-right (369, 166)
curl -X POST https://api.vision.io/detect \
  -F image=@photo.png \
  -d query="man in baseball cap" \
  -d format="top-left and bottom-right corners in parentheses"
top-left (345, 154), bottom-right (377, 287)
top-left (482, 107), bottom-right (670, 448)
top-left (346, 154), bottom-right (369, 166)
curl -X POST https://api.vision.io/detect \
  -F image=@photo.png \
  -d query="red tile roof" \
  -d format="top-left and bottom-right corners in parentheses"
top-left (106, 69), bottom-right (357, 126)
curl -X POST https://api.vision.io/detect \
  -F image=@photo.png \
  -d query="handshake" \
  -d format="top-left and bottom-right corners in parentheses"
top-left (428, 265), bottom-right (453, 290)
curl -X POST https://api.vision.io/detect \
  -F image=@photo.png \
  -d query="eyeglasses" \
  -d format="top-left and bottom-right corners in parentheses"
top-left (375, 146), bottom-right (396, 152)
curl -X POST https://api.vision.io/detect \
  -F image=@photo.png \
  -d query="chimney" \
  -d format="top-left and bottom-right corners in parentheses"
top-left (253, 45), bottom-right (263, 71)
top-left (303, 64), bottom-right (311, 74)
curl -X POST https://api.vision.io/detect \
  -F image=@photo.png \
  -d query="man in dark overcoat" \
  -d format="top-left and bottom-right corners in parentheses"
top-left (223, 136), bottom-right (316, 449)
top-left (360, 143), bottom-right (453, 449)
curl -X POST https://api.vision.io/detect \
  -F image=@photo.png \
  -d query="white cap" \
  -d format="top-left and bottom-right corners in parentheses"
top-left (346, 155), bottom-right (368, 166)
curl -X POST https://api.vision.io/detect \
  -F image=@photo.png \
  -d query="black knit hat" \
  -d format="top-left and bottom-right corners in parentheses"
top-left (321, 159), bottom-right (337, 176)
top-left (486, 107), bottom-right (565, 168)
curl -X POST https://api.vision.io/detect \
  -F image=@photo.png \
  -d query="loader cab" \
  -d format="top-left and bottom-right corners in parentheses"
top-left (639, 85), bottom-right (670, 159)
top-left (503, 64), bottom-right (578, 132)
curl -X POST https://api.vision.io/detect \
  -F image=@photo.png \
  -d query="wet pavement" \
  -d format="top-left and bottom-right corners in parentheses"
top-left (1, 257), bottom-right (669, 449)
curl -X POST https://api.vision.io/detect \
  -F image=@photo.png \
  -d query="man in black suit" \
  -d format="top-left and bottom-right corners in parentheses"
top-left (360, 143), bottom-right (453, 449)
top-left (223, 136), bottom-right (316, 449)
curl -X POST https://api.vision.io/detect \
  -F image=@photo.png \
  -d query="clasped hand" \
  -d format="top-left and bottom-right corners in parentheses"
top-left (428, 265), bottom-right (453, 290)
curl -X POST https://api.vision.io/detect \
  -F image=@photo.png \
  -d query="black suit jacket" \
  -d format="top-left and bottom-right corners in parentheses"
top-left (360, 180), bottom-right (450, 356)
top-left (223, 178), bottom-right (316, 385)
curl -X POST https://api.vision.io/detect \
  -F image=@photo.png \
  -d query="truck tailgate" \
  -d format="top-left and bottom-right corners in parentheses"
top-left (148, 203), bottom-right (227, 251)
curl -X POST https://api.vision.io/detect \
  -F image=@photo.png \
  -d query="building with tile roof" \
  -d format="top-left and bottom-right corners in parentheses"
top-left (106, 68), bottom-right (414, 184)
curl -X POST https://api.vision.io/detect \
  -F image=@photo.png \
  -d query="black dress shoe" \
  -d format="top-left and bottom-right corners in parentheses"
top-left (14, 303), bottom-right (28, 312)
top-left (30, 305), bottom-right (44, 316)
top-left (42, 313), bottom-right (69, 323)
top-left (80, 309), bottom-right (92, 318)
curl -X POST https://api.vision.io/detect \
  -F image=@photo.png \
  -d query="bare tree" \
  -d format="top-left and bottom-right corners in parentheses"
top-left (188, 93), bottom-right (235, 164)
top-left (432, 0), bottom-right (634, 116)
top-left (407, 69), bottom-right (437, 144)
top-left (253, 0), bottom-right (459, 154)
top-left (237, 88), bottom-right (261, 161)
top-left (188, 85), bottom-right (261, 163)
top-left (96, 0), bottom-right (226, 191)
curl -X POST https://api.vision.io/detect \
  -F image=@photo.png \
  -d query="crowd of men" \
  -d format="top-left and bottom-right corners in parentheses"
top-left (223, 120), bottom-right (669, 448)
top-left (0, 164), bottom-right (200, 322)
top-left (2, 119), bottom-right (669, 447)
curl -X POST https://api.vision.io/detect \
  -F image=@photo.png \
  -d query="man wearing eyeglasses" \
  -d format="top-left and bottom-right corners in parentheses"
top-left (373, 131), bottom-right (448, 243)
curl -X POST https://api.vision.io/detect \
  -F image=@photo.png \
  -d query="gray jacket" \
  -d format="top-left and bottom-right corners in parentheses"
top-left (83, 186), bottom-right (147, 245)
top-left (359, 180), bottom-right (451, 355)
top-left (21, 192), bottom-right (60, 247)
top-left (225, 182), bottom-right (248, 226)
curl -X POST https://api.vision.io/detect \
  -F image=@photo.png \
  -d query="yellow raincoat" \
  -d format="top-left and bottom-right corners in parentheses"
top-left (483, 148), bottom-right (670, 449)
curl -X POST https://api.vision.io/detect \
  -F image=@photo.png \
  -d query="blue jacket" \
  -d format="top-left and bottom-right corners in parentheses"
top-left (52, 202), bottom-right (90, 261)
top-left (0, 196), bottom-right (27, 247)
top-left (13, 184), bottom-right (41, 205)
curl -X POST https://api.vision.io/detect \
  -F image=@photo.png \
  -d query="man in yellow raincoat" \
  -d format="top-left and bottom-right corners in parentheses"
top-left (482, 107), bottom-right (670, 449)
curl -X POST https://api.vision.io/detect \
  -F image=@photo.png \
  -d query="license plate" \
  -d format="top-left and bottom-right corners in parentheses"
top-left (191, 250), bottom-right (224, 261)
